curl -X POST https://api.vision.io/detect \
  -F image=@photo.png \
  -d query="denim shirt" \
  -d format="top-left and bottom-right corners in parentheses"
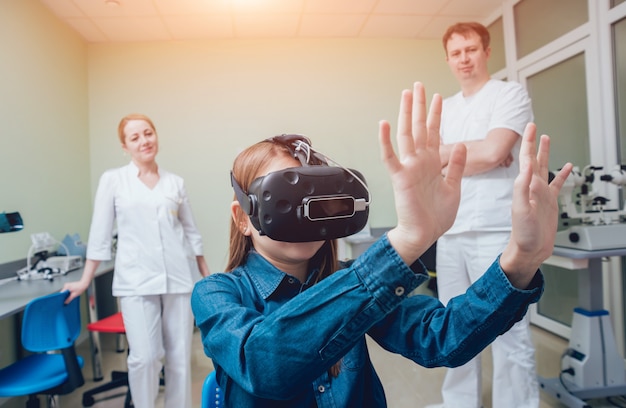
top-left (191, 234), bottom-right (543, 408)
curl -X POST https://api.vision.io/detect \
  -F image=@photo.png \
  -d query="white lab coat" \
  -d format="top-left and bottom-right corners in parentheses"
top-left (86, 161), bottom-right (203, 408)
top-left (441, 79), bottom-right (532, 235)
top-left (87, 161), bottom-right (203, 296)
top-left (436, 80), bottom-right (538, 408)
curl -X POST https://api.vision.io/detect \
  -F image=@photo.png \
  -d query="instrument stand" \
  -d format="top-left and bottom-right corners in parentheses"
top-left (539, 247), bottom-right (626, 407)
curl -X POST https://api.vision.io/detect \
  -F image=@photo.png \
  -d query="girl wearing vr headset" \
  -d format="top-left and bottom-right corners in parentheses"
top-left (191, 82), bottom-right (572, 407)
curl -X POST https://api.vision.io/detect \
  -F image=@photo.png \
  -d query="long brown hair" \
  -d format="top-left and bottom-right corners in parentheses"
top-left (227, 138), bottom-right (342, 376)
top-left (226, 138), bottom-right (339, 279)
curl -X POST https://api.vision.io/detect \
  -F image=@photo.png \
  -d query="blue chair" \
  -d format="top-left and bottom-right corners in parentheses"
top-left (0, 291), bottom-right (84, 408)
top-left (201, 370), bottom-right (224, 407)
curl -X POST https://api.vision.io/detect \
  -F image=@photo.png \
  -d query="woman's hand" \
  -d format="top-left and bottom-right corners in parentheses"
top-left (382, 82), bottom-right (467, 265)
top-left (61, 258), bottom-right (100, 303)
top-left (61, 280), bottom-right (90, 303)
top-left (500, 123), bottom-right (572, 288)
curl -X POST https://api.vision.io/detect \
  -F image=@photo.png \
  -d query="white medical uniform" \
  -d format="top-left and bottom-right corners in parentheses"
top-left (436, 79), bottom-right (538, 408)
top-left (87, 161), bottom-right (204, 408)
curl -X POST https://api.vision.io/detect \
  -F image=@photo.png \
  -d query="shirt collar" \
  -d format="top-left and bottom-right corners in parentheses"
top-left (126, 160), bottom-right (160, 176)
top-left (244, 251), bottom-right (319, 300)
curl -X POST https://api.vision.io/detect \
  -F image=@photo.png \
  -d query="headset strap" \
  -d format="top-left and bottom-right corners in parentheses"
top-left (230, 171), bottom-right (254, 215)
top-left (266, 134), bottom-right (327, 166)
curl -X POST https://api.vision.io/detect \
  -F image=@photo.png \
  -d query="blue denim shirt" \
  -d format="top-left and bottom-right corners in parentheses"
top-left (191, 234), bottom-right (543, 407)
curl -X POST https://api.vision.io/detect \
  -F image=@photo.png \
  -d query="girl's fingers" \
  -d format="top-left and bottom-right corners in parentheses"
top-left (379, 120), bottom-right (401, 173)
top-left (412, 82), bottom-right (428, 150)
top-left (426, 93), bottom-right (442, 150)
top-left (444, 143), bottom-right (466, 187)
top-left (396, 89), bottom-right (415, 158)
top-left (550, 163), bottom-right (573, 193)
top-left (537, 134), bottom-right (551, 181)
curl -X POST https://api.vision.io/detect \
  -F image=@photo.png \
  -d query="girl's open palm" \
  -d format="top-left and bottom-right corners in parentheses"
top-left (381, 82), bottom-right (467, 265)
top-left (500, 124), bottom-right (572, 288)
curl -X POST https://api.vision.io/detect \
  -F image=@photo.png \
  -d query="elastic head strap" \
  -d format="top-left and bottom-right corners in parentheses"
top-left (230, 171), bottom-right (255, 215)
top-left (265, 134), bottom-right (327, 166)
top-left (231, 134), bottom-right (327, 215)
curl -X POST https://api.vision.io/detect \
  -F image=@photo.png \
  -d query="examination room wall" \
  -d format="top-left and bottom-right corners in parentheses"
top-left (0, 0), bottom-right (91, 266)
top-left (0, 0), bottom-right (91, 376)
top-left (86, 38), bottom-right (457, 273)
top-left (0, 0), bottom-right (457, 276)
top-left (0, 0), bottom-right (458, 374)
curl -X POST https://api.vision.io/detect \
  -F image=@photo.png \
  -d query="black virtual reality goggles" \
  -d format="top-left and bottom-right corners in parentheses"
top-left (231, 134), bottom-right (370, 242)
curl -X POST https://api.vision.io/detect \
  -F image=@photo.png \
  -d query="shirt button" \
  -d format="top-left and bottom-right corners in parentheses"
top-left (317, 385), bottom-right (325, 393)
top-left (288, 278), bottom-right (295, 284)
top-left (395, 286), bottom-right (405, 296)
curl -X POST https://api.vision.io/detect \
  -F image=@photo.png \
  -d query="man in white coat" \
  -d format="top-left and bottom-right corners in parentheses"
top-left (427, 22), bottom-right (538, 408)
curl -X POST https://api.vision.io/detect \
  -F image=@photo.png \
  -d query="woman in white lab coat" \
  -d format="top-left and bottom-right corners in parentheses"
top-left (63, 113), bottom-right (210, 408)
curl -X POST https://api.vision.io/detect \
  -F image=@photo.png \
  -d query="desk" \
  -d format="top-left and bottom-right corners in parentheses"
top-left (0, 260), bottom-right (115, 381)
top-left (538, 247), bottom-right (626, 408)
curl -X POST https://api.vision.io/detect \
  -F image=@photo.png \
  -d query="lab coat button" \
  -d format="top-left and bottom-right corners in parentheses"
top-left (395, 286), bottom-right (405, 296)
top-left (317, 385), bottom-right (325, 393)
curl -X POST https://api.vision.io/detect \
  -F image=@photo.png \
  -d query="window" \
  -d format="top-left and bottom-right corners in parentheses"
top-left (614, 17), bottom-right (626, 159)
top-left (514, 0), bottom-right (588, 58)
top-left (487, 17), bottom-right (506, 74)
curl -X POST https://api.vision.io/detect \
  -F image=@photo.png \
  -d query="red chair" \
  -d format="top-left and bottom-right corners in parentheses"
top-left (81, 312), bottom-right (131, 407)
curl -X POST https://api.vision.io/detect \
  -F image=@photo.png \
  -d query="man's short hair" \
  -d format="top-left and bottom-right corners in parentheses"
top-left (442, 22), bottom-right (490, 55)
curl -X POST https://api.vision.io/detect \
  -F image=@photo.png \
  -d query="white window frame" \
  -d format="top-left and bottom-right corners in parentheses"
top-left (495, 0), bottom-right (626, 350)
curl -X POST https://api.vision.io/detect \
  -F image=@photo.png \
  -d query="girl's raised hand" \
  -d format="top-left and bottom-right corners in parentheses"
top-left (500, 124), bottom-right (572, 288)
top-left (382, 82), bottom-right (467, 265)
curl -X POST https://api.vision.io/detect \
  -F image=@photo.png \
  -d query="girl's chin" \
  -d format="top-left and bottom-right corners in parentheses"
top-left (278, 241), bottom-right (324, 255)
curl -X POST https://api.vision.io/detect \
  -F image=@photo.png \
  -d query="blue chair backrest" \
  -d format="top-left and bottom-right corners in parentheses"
top-left (21, 291), bottom-right (81, 352)
top-left (201, 370), bottom-right (224, 407)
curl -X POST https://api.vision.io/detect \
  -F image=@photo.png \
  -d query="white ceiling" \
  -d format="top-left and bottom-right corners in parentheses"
top-left (38, 0), bottom-right (505, 43)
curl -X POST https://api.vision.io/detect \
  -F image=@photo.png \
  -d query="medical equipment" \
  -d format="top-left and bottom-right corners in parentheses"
top-left (554, 165), bottom-right (626, 250)
top-left (16, 232), bottom-right (83, 281)
top-left (539, 164), bottom-right (626, 407)
top-left (0, 211), bottom-right (23, 233)
top-left (232, 134), bottom-right (370, 242)
top-left (539, 247), bottom-right (626, 407)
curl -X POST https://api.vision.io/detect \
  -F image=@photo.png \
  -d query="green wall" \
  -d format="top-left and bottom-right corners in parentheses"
top-left (85, 38), bottom-right (455, 273)
top-left (0, 0), bottom-right (91, 265)
top-left (0, 1), bottom-right (89, 406)
top-left (0, 1), bottom-right (456, 274)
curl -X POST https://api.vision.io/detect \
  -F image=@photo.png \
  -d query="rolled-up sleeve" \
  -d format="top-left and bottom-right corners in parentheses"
top-left (368, 255), bottom-right (543, 368)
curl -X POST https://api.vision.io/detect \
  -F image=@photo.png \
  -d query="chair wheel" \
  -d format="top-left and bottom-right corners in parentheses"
top-left (82, 395), bottom-right (95, 406)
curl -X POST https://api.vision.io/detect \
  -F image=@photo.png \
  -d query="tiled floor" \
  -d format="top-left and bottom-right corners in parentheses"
top-left (50, 321), bottom-right (626, 408)
top-left (57, 330), bottom-right (216, 408)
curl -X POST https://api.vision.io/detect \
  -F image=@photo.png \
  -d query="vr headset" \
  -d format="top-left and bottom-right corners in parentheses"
top-left (231, 134), bottom-right (370, 242)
